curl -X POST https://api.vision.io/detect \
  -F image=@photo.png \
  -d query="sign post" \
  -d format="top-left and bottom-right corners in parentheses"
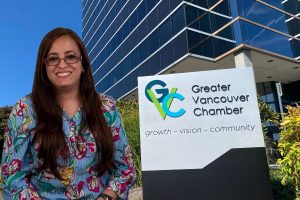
top-left (138, 67), bottom-right (273, 200)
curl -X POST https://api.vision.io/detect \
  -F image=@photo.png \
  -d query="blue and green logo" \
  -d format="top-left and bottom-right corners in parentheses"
top-left (145, 80), bottom-right (186, 119)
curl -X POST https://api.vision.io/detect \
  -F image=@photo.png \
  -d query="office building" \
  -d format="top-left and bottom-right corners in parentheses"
top-left (82, 0), bottom-right (300, 120)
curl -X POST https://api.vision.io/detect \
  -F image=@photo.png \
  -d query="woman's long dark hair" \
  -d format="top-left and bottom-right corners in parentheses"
top-left (31, 28), bottom-right (115, 178)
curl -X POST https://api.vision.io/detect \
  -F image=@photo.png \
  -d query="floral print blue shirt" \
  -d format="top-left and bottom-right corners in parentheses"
top-left (1, 94), bottom-right (136, 199)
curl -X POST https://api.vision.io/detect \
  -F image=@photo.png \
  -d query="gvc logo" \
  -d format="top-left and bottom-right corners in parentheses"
top-left (145, 80), bottom-right (186, 119)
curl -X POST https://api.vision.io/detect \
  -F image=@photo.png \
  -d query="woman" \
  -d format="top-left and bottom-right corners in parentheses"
top-left (1, 28), bottom-right (136, 199)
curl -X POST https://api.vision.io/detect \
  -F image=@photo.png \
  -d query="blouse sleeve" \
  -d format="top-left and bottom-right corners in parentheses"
top-left (102, 96), bottom-right (137, 199)
top-left (1, 98), bottom-right (41, 199)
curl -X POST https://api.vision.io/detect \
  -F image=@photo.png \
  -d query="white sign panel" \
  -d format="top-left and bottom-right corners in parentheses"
top-left (138, 67), bottom-right (265, 171)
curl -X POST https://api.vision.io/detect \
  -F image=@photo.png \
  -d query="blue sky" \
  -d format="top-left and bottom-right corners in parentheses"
top-left (0, 1), bottom-right (82, 106)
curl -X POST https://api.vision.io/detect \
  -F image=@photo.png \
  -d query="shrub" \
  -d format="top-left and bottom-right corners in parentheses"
top-left (270, 169), bottom-right (297, 200)
top-left (0, 106), bottom-right (12, 140)
top-left (257, 96), bottom-right (280, 164)
top-left (0, 106), bottom-right (12, 189)
top-left (0, 106), bottom-right (12, 160)
top-left (258, 97), bottom-right (279, 125)
top-left (277, 105), bottom-right (300, 197)
top-left (116, 100), bottom-right (142, 186)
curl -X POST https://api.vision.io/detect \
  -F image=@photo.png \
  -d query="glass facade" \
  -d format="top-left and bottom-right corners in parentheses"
top-left (82, 0), bottom-right (300, 99)
top-left (83, 0), bottom-right (187, 98)
top-left (234, 0), bottom-right (300, 59)
top-left (185, 1), bottom-right (236, 58)
top-left (256, 82), bottom-right (280, 141)
top-left (256, 80), bottom-right (300, 140)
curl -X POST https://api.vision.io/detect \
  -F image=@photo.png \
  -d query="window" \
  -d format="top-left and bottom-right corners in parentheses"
top-left (237, 0), bottom-right (290, 34)
top-left (286, 18), bottom-right (300, 36)
top-left (159, 18), bottom-right (172, 46)
top-left (173, 31), bottom-right (188, 60)
top-left (160, 42), bottom-right (174, 69)
top-left (149, 30), bottom-right (159, 55)
top-left (283, 0), bottom-right (300, 15)
top-left (290, 39), bottom-right (300, 58)
top-left (157, 0), bottom-right (170, 22)
top-left (171, 6), bottom-right (185, 35)
top-left (185, 5), bottom-right (212, 33)
top-left (146, 0), bottom-right (157, 13)
top-left (188, 30), bottom-right (215, 57)
top-left (216, 25), bottom-right (235, 40)
top-left (207, 0), bottom-right (221, 8)
top-left (185, 5), bottom-right (198, 26)
top-left (240, 20), bottom-right (294, 58)
top-left (131, 49), bottom-right (139, 70)
top-left (138, 1), bottom-right (147, 22)
top-left (149, 53), bottom-right (161, 74)
top-left (138, 40), bottom-right (149, 63)
top-left (213, 37), bottom-right (235, 57)
top-left (210, 13), bottom-right (230, 33)
top-left (190, 0), bottom-right (209, 9)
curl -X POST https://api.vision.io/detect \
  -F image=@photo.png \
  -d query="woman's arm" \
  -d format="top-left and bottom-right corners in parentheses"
top-left (1, 98), bottom-right (41, 199)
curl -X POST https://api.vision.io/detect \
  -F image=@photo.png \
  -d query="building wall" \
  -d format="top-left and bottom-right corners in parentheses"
top-left (186, 0), bottom-right (300, 59)
top-left (82, 0), bottom-right (300, 99)
top-left (83, 0), bottom-right (189, 98)
top-left (185, 0), bottom-right (236, 58)
top-left (233, 0), bottom-right (300, 59)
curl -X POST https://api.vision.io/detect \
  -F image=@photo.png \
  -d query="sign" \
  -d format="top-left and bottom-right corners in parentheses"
top-left (138, 67), bottom-right (273, 200)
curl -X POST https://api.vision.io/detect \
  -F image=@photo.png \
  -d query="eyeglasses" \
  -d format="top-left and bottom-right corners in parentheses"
top-left (45, 54), bottom-right (82, 66)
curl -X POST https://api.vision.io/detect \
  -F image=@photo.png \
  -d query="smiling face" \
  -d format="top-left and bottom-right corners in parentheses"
top-left (45, 35), bottom-right (83, 92)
